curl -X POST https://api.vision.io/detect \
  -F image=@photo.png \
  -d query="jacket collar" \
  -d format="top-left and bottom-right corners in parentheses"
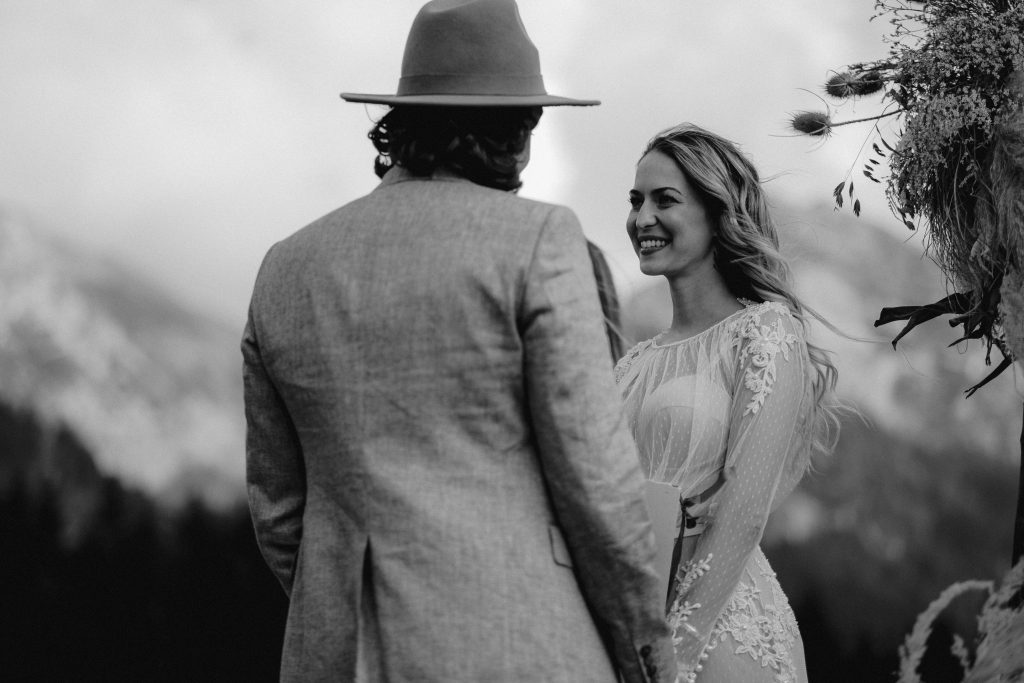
top-left (378, 165), bottom-right (472, 188)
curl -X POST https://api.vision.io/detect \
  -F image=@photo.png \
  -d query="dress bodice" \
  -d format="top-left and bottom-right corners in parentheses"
top-left (615, 313), bottom-right (735, 499)
top-left (615, 301), bottom-right (813, 506)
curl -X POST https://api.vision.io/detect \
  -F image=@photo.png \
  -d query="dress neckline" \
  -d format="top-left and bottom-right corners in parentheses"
top-left (650, 300), bottom-right (760, 348)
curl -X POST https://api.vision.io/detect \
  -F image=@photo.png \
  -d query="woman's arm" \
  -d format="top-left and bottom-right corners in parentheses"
top-left (668, 307), bottom-right (809, 678)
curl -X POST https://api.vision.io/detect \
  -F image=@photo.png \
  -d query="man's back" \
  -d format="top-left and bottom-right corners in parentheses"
top-left (245, 2), bottom-right (678, 680)
top-left (245, 168), bottom-right (677, 681)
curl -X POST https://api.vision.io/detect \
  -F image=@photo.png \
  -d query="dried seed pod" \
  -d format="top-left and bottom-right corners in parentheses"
top-left (825, 70), bottom-right (885, 99)
top-left (850, 70), bottom-right (884, 96)
top-left (825, 72), bottom-right (860, 99)
top-left (791, 111), bottom-right (833, 137)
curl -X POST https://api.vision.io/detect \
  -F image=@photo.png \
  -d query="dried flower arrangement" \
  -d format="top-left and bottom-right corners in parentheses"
top-left (789, 0), bottom-right (1024, 394)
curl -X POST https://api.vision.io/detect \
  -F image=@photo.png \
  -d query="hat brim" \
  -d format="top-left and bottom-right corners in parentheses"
top-left (340, 92), bottom-right (599, 107)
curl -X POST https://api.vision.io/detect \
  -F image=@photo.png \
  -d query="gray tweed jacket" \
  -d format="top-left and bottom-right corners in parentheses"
top-left (242, 166), bottom-right (677, 683)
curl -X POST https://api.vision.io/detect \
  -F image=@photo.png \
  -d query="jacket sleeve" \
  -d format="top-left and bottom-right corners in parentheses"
top-left (241, 260), bottom-right (306, 597)
top-left (520, 206), bottom-right (678, 683)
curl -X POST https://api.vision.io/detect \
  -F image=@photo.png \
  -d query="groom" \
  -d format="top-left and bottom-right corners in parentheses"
top-left (242, 1), bottom-right (677, 681)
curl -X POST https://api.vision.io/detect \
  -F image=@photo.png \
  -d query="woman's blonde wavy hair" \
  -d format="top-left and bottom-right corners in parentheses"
top-left (642, 123), bottom-right (841, 457)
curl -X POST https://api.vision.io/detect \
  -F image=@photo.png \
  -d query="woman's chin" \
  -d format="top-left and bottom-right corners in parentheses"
top-left (638, 260), bottom-right (666, 277)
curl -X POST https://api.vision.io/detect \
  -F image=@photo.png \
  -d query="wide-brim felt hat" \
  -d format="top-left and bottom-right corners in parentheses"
top-left (340, 0), bottom-right (598, 107)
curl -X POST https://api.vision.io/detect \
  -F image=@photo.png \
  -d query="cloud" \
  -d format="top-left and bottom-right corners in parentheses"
top-left (0, 0), bottom-right (897, 322)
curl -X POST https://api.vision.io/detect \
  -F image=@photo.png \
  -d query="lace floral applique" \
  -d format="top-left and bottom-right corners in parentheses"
top-left (667, 553), bottom-right (714, 672)
top-left (614, 339), bottom-right (653, 384)
top-left (731, 305), bottom-right (798, 415)
top-left (669, 550), bottom-right (801, 682)
top-left (676, 553), bottom-right (714, 593)
top-left (705, 562), bottom-right (801, 683)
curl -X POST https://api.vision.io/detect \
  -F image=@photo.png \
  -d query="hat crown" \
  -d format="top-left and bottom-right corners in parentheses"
top-left (398, 0), bottom-right (544, 97)
top-left (339, 0), bottom-right (598, 107)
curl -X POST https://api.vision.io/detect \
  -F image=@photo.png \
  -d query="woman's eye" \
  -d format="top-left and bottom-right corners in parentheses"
top-left (628, 196), bottom-right (642, 209)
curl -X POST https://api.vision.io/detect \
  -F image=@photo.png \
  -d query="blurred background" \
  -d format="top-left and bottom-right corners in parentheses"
top-left (1, 1), bottom-right (1021, 680)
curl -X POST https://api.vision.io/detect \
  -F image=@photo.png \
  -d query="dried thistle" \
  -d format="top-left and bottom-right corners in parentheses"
top-left (790, 111), bottom-right (833, 137)
top-left (825, 72), bottom-right (860, 99)
top-left (853, 70), bottom-right (885, 96)
top-left (825, 70), bottom-right (885, 99)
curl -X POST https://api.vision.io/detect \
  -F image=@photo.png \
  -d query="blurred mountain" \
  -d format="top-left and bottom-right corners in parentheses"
top-left (3, 200), bottom-right (1020, 501)
top-left (0, 212), bottom-right (245, 508)
top-left (0, 398), bottom-right (108, 547)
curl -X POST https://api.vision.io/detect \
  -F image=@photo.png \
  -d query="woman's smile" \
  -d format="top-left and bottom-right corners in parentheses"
top-left (638, 237), bottom-right (671, 255)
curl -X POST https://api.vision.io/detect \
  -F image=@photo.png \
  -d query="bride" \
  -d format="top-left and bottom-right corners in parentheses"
top-left (614, 123), bottom-right (839, 682)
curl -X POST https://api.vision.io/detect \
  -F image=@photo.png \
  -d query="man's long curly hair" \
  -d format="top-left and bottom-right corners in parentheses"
top-left (369, 105), bottom-right (542, 192)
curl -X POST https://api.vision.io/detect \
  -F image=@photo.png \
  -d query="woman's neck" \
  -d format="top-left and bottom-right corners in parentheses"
top-left (664, 269), bottom-right (743, 340)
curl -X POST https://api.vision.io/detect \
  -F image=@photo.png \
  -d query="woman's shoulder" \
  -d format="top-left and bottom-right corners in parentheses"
top-left (726, 300), bottom-right (806, 369)
top-left (728, 301), bottom-right (808, 414)
top-left (736, 298), bottom-right (796, 321)
top-left (726, 299), bottom-right (803, 342)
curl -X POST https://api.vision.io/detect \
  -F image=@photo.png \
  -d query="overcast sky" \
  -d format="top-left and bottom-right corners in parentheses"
top-left (0, 0), bottom-right (900, 326)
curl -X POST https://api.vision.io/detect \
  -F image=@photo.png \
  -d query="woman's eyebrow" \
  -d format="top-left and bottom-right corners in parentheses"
top-left (631, 186), bottom-right (680, 195)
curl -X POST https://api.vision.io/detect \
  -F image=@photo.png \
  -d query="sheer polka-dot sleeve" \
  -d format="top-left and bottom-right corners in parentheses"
top-left (667, 307), bottom-right (809, 676)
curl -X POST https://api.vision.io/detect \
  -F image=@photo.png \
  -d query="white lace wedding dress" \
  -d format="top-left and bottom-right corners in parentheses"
top-left (615, 301), bottom-right (813, 683)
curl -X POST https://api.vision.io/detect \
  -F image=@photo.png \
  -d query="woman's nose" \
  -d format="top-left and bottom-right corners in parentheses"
top-left (635, 202), bottom-right (657, 228)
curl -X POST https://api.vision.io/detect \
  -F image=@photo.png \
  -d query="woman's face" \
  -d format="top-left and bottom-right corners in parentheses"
top-left (627, 150), bottom-right (717, 280)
